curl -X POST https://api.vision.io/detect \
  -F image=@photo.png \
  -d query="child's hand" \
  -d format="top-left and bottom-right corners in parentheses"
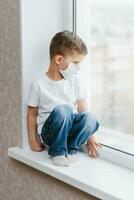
top-left (29, 139), bottom-right (45, 152)
top-left (86, 134), bottom-right (102, 158)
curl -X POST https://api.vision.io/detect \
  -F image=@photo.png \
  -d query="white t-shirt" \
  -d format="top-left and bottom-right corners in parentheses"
top-left (27, 71), bottom-right (88, 135)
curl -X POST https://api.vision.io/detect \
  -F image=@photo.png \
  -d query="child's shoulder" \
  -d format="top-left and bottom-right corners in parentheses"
top-left (30, 76), bottom-right (44, 89)
top-left (31, 75), bottom-right (44, 85)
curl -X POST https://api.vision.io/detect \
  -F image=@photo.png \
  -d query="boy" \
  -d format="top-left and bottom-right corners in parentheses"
top-left (27, 30), bottom-right (102, 167)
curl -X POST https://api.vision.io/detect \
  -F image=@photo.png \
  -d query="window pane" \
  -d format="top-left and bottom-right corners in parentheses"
top-left (90, 1), bottom-right (134, 135)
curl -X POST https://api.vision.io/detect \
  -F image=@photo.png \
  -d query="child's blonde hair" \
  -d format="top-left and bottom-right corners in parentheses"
top-left (49, 30), bottom-right (88, 60)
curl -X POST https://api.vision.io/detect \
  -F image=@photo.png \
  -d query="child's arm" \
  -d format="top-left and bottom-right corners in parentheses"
top-left (76, 99), bottom-right (102, 158)
top-left (76, 99), bottom-right (90, 113)
top-left (27, 106), bottom-right (45, 151)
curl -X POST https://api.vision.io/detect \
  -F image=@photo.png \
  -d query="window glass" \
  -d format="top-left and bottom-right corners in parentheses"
top-left (90, 0), bottom-right (134, 136)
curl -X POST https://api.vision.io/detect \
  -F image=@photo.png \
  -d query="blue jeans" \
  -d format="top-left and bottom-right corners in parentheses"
top-left (41, 104), bottom-right (100, 156)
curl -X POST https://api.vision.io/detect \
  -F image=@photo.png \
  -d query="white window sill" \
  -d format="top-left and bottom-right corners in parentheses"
top-left (8, 146), bottom-right (134, 200)
top-left (97, 126), bottom-right (134, 156)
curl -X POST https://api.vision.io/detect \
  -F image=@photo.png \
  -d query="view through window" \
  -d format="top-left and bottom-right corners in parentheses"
top-left (90, 1), bottom-right (134, 136)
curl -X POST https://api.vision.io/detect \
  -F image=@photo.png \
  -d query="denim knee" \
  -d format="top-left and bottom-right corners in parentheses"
top-left (52, 104), bottom-right (74, 118)
top-left (82, 111), bottom-right (100, 132)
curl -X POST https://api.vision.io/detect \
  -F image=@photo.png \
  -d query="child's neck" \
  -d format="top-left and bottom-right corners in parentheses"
top-left (46, 64), bottom-right (63, 81)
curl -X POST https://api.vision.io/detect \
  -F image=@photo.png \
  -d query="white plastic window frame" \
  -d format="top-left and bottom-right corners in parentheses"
top-left (18, 0), bottom-right (134, 170)
top-left (74, 0), bottom-right (134, 170)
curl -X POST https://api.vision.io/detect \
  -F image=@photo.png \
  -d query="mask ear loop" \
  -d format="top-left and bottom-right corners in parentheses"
top-left (58, 64), bottom-right (62, 70)
top-left (58, 64), bottom-right (66, 80)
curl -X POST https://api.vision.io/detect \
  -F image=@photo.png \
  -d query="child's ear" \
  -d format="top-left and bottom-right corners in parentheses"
top-left (55, 55), bottom-right (63, 65)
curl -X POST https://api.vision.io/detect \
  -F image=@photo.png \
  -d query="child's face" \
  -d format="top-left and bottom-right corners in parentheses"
top-left (55, 50), bottom-right (86, 71)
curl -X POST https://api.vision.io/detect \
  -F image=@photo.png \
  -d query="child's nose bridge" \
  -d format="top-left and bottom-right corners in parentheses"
top-left (78, 65), bottom-right (80, 70)
top-left (76, 63), bottom-right (80, 70)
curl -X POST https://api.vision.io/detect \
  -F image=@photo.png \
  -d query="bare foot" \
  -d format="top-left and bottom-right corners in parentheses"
top-left (86, 134), bottom-right (102, 158)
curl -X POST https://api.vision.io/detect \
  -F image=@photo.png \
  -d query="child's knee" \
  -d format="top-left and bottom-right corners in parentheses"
top-left (53, 104), bottom-right (73, 118)
top-left (83, 111), bottom-right (100, 131)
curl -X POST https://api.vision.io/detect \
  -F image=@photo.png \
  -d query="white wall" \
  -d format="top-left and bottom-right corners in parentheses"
top-left (21, 0), bottom-right (71, 149)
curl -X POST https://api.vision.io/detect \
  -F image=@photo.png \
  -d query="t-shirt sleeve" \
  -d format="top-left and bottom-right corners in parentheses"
top-left (27, 82), bottom-right (40, 107)
top-left (75, 75), bottom-right (88, 101)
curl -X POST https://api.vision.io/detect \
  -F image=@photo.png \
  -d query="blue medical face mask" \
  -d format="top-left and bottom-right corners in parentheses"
top-left (58, 62), bottom-right (79, 79)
